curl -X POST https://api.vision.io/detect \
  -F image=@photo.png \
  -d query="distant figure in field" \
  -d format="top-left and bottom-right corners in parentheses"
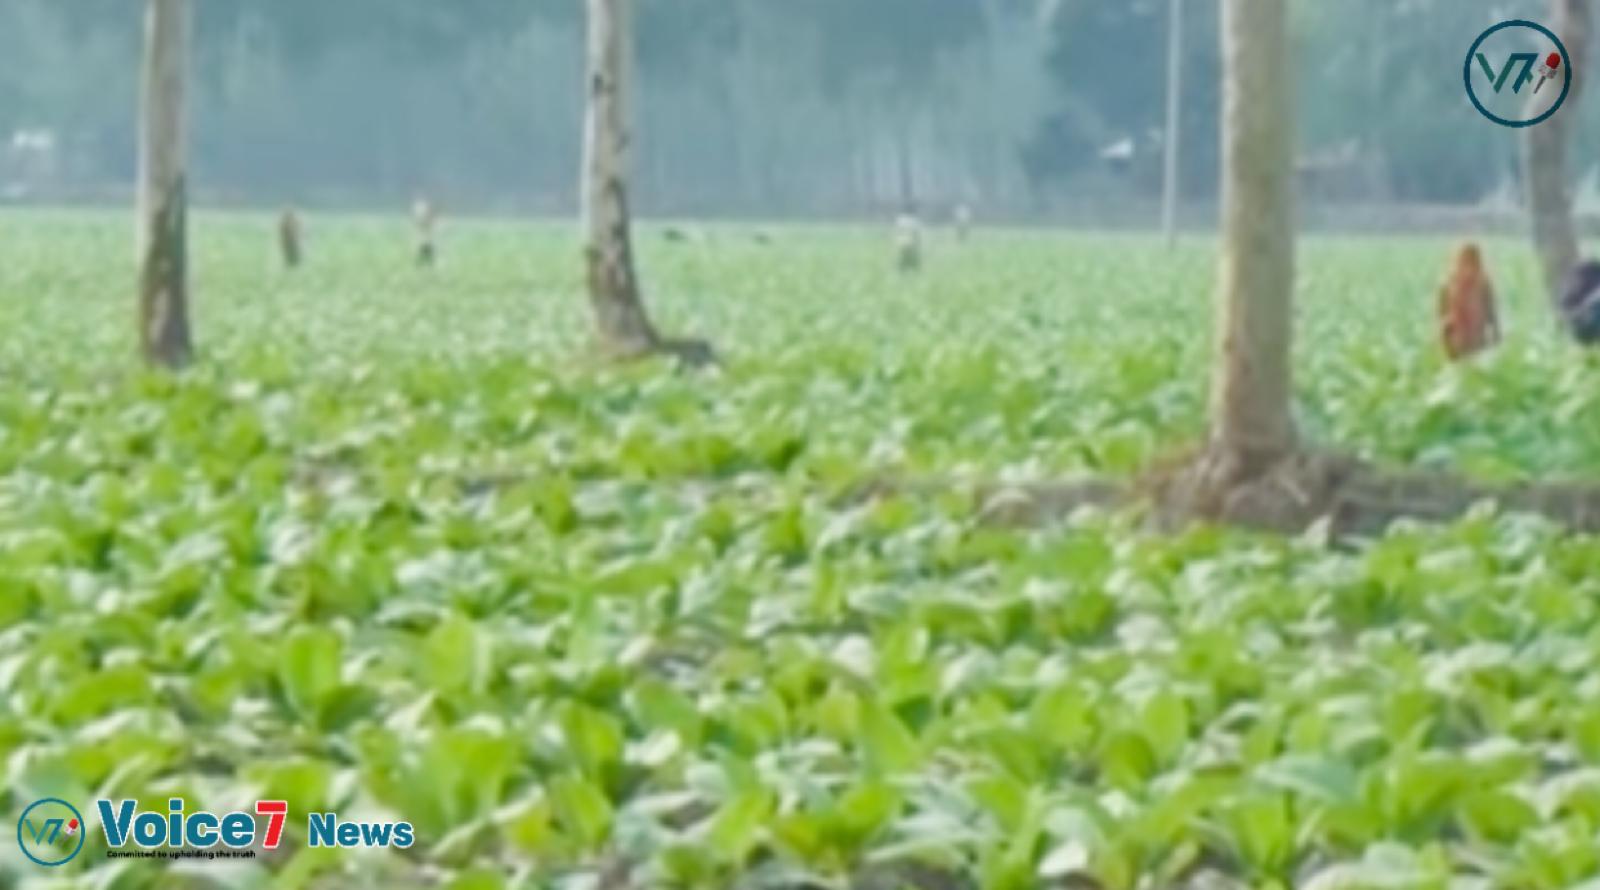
top-left (1438, 244), bottom-right (1500, 361)
top-left (1559, 260), bottom-right (1600, 344)
top-left (663, 225), bottom-right (705, 245)
top-left (895, 210), bottom-right (923, 273)
top-left (413, 198), bottom-right (437, 268)
top-left (277, 208), bottom-right (302, 269)
top-left (953, 203), bottom-right (972, 242)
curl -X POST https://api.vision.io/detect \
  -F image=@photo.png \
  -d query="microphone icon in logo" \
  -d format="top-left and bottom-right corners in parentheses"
top-left (1535, 52), bottom-right (1562, 93)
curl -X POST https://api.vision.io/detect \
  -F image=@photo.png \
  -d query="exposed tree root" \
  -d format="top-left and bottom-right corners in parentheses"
top-left (292, 442), bottom-right (1600, 541)
top-left (601, 334), bottom-right (718, 369)
top-left (976, 478), bottom-right (1132, 526)
top-left (980, 445), bottom-right (1600, 538)
top-left (654, 336), bottom-right (718, 368)
top-left (1142, 445), bottom-right (1365, 534)
top-left (1323, 462), bottom-right (1600, 537)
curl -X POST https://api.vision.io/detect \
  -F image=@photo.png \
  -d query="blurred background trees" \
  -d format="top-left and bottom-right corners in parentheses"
top-left (0, 0), bottom-right (1586, 220)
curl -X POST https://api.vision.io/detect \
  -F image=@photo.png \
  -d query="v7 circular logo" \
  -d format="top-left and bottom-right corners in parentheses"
top-left (17, 798), bottom-right (86, 867)
top-left (1466, 20), bottom-right (1573, 128)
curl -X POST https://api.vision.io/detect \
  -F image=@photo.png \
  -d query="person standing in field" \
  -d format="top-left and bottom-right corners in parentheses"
top-left (1437, 244), bottom-right (1500, 361)
top-left (1558, 259), bottom-right (1600, 344)
top-left (895, 209), bottom-right (923, 273)
top-left (278, 208), bottom-right (302, 269)
top-left (413, 197), bottom-right (437, 268)
top-left (953, 203), bottom-right (972, 242)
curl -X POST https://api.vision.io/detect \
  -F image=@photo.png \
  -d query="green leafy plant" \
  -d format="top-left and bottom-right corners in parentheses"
top-left (1, 218), bottom-right (1596, 887)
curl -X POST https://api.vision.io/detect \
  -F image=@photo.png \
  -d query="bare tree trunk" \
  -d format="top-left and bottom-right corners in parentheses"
top-left (1209, 0), bottom-right (1296, 467)
top-left (138, 0), bottom-right (193, 368)
top-left (582, 0), bottom-right (660, 359)
top-left (1162, 0), bottom-right (1186, 248)
top-left (578, 0), bottom-right (713, 366)
top-left (1526, 0), bottom-right (1592, 303)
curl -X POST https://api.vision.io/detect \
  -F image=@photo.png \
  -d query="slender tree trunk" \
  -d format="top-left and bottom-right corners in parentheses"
top-left (1209, 0), bottom-right (1297, 467)
top-left (582, 0), bottom-right (659, 358)
top-left (1162, 0), bottom-right (1186, 248)
top-left (138, 0), bottom-right (193, 368)
top-left (1526, 0), bottom-right (1592, 303)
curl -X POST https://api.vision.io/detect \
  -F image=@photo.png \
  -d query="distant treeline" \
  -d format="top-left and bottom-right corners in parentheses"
top-left (0, 0), bottom-right (1590, 218)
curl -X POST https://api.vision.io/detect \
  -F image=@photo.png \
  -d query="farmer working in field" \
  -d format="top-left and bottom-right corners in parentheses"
top-left (1437, 244), bottom-right (1500, 361)
top-left (1559, 260), bottom-right (1600, 345)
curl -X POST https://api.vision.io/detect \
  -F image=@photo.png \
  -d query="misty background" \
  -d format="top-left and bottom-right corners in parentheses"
top-left (0, 0), bottom-right (1591, 225)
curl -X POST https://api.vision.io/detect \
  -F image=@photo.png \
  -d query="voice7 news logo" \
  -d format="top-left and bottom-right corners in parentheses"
top-left (18, 797), bottom-right (415, 868)
top-left (17, 799), bottom-right (85, 867)
top-left (1466, 20), bottom-right (1573, 128)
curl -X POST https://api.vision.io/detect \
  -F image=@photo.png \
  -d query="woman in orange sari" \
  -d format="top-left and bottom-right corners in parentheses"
top-left (1438, 244), bottom-right (1500, 361)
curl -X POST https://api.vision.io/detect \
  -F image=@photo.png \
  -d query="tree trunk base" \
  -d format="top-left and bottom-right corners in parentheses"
top-left (1142, 444), bottom-right (1361, 534)
top-left (600, 335), bottom-right (717, 369)
top-left (980, 445), bottom-right (1600, 538)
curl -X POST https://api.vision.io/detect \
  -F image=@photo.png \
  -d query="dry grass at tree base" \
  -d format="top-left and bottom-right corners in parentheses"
top-left (979, 444), bottom-right (1600, 539)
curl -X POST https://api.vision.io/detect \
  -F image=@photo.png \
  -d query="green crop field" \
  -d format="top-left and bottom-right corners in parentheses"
top-left (4, 212), bottom-right (1600, 889)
